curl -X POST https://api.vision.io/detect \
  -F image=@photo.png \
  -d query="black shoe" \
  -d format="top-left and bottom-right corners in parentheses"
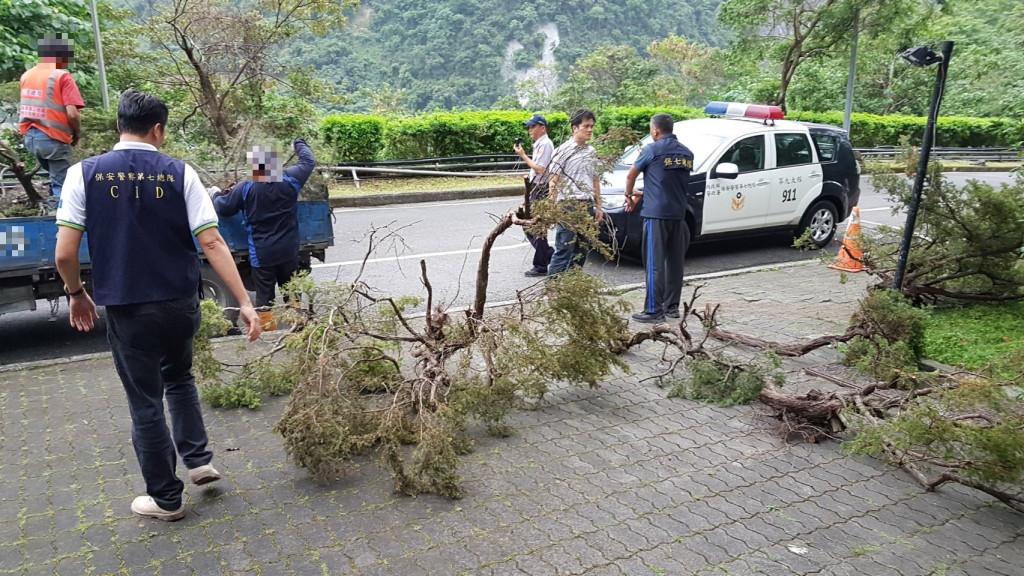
top-left (631, 311), bottom-right (665, 324)
top-left (665, 309), bottom-right (680, 318)
top-left (525, 266), bottom-right (548, 277)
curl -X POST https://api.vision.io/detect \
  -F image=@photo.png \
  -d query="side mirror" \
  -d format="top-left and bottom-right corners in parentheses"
top-left (712, 162), bottom-right (739, 180)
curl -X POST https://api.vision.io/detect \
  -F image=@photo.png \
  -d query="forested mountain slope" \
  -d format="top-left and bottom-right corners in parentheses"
top-left (282, 0), bottom-right (725, 112)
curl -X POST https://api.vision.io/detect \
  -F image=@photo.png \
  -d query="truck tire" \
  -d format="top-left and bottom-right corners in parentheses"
top-left (199, 264), bottom-right (240, 324)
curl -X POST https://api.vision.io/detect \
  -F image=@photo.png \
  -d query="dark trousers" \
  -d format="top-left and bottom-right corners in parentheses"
top-left (105, 295), bottom-right (211, 510)
top-left (252, 257), bottom-right (299, 308)
top-left (525, 180), bottom-right (553, 269)
top-left (526, 232), bottom-right (554, 268)
top-left (642, 218), bottom-right (686, 315)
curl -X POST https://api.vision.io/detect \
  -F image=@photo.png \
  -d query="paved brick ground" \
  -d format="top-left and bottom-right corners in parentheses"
top-left (2, 263), bottom-right (1022, 575)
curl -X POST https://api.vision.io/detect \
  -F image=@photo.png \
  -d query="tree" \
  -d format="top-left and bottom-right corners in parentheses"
top-left (647, 35), bottom-right (731, 107)
top-left (552, 45), bottom-right (659, 113)
top-left (139, 0), bottom-right (356, 149)
top-left (718, 0), bottom-right (937, 112)
top-left (0, 0), bottom-right (92, 83)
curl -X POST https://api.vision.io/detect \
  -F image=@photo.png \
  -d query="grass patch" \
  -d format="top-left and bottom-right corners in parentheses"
top-left (924, 301), bottom-right (1024, 379)
top-left (329, 175), bottom-right (521, 197)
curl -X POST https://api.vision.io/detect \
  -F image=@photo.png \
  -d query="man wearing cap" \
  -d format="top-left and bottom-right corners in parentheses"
top-left (514, 113), bottom-right (554, 277)
top-left (19, 36), bottom-right (85, 198)
top-left (213, 139), bottom-right (316, 330)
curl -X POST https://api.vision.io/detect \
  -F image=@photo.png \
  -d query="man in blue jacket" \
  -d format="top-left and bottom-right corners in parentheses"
top-left (625, 113), bottom-right (694, 324)
top-left (214, 139), bottom-right (316, 328)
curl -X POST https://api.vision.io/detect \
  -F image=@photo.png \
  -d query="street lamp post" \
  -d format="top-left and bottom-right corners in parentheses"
top-left (842, 7), bottom-right (860, 133)
top-left (891, 40), bottom-right (954, 292)
top-left (89, 0), bottom-right (109, 110)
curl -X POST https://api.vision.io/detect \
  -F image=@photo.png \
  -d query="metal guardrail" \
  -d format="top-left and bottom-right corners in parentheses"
top-left (3, 148), bottom-right (1021, 190)
top-left (853, 146), bottom-right (1022, 162)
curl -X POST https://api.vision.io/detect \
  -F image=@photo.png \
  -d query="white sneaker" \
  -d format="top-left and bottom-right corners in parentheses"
top-left (188, 464), bottom-right (222, 486)
top-left (131, 496), bottom-right (185, 521)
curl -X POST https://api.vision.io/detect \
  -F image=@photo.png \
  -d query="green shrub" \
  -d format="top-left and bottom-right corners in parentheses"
top-left (595, 106), bottom-right (704, 136)
top-left (787, 110), bottom-right (1024, 148)
top-left (318, 108), bottom-right (1024, 162)
top-left (320, 115), bottom-right (386, 162)
top-left (383, 110), bottom-right (569, 159)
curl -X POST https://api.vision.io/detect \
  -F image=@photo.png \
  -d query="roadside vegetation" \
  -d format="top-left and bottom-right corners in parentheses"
top-left (924, 302), bottom-right (1024, 381)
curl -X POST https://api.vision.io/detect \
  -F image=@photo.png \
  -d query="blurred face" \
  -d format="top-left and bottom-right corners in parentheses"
top-left (572, 119), bottom-right (595, 143)
top-left (527, 124), bottom-right (545, 141)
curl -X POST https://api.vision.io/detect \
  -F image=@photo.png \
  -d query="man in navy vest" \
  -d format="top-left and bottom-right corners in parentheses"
top-left (54, 90), bottom-right (261, 521)
top-left (213, 139), bottom-right (315, 329)
top-left (625, 113), bottom-right (694, 324)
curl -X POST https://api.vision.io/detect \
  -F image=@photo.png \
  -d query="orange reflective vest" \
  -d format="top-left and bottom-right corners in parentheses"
top-left (19, 65), bottom-right (74, 144)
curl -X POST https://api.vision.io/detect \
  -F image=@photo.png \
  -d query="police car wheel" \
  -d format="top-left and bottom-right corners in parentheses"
top-left (199, 264), bottom-right (241, 325)
top-left (797, 200), bottom-right (838, 249)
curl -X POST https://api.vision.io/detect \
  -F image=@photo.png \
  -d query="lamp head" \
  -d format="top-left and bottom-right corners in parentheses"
top-left (900, 45), bottom-right (943, 67)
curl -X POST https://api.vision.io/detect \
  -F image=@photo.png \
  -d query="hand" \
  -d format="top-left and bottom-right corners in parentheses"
top-left (595, 206), bottom-right (604, 223)
top-left (207, 186), bottom-right (222, 198)
top-left (513, 143), bottom-right (525, 157)
top-left (68, 292), bottom-right (98, 332)
top-left (625, 192), bottom-right (641, 212)
top-left (239, 304), bottom-right (262, 342)
top-left (71, 134), bottom-right (80, 147)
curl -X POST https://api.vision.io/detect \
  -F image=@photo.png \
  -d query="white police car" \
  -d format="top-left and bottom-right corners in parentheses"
top-left (601, 102), bottom-right (861, 256)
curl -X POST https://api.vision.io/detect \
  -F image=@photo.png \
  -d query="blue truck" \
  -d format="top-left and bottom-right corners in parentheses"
top-left (0, 200), bottom-right (334, 319)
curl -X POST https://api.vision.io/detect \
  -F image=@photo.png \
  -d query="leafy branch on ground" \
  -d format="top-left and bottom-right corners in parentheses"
top-left (199, 199), bottom-right (627, 498)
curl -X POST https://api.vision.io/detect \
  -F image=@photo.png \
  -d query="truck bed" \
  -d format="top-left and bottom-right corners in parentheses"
top-left (0, 200), bottom-right (334, 275)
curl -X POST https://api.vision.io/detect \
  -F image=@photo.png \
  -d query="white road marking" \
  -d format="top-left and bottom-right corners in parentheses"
top-left (334, 197), bottom-right (518, 213)
top-left (311, 242), bottom-right (532, 269)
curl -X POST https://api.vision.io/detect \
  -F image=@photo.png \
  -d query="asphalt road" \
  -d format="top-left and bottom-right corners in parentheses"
top-left (0, 172), bottom-right (1014, 366)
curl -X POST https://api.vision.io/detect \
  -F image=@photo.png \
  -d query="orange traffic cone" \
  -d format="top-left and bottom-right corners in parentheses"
top-left (828, 206), bottom-right (865, 273)
top-left (257, 310), bottom-right (277, 332)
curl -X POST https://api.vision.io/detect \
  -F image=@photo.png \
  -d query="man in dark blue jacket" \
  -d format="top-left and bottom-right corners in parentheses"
top-left (625, 113), bottom-right (694, 324)
top-left (55, 90), bottom-right (261, 521)
top-left (214, 139), bottom-right (315, 327)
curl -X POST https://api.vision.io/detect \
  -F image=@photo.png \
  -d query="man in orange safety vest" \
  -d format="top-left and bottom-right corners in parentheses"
top-left (19, 36), bottom-right (86, 198)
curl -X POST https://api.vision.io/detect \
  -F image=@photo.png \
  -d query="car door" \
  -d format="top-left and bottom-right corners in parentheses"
top-left (703, 134), bottom-right (770, 233)
top-left (767, 132), bottom-right (822, 225)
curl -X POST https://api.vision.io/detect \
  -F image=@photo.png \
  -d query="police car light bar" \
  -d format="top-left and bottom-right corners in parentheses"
top-left (703, 101), bottom-right (785, 121)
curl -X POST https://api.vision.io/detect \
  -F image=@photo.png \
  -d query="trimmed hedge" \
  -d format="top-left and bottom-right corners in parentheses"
top-left (596, 106), bottom-right (704, 136)
top-left (320, 115), bottom-right (386, 162)
top-left (787, 110), bottom-right (1024, 148)
top-left (383, 111), bottom-right (570, 159)
top-left (321, 108), bottom-right (1024, 162)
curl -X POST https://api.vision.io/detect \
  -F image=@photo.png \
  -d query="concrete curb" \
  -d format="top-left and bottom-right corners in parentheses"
top-left (330, 186), bottom-right (522, 208)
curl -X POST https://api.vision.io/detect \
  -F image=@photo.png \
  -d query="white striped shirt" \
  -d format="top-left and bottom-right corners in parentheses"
top-left (549, 139), bottom-right (598, 201)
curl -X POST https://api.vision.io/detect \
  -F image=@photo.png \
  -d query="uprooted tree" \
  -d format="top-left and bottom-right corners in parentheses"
top-left (703, 170), bottom-right (1024, 512)
top-left (197, 161), bottom-right (1024, 510)
top-left (860, 165), bottom-right (1024, 305)
top-left (197, 148), bottom-right (632, 497)
top-left (0, 139), bottom-right (46, 215)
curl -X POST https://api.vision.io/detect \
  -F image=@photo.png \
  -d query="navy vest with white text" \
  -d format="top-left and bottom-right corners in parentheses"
top-left (639, 134), bottom-right (694, 220)
top-left (82, 150), bottom-right (198, 306)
